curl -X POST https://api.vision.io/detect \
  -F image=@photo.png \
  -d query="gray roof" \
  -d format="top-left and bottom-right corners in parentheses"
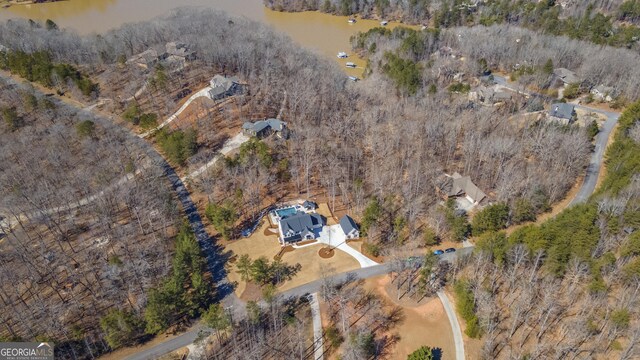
top-left (339, 215), bottom-right (359, 234)
top-left (553, 68), bottom-right (580, 84)
top-left (165, 42), bottom-right (194, 57)
top-left (303, 200), bottom-right (318, 209)
top-left (492, 91), bottom-right (512, 101)
top-left (549, 103), bottom-right (575, 120)
top-left (243, 118), bottom-right (286, 134)
top-left (439, 172), bottom-right (487, 203)
top-left (211, 75), bottom-right (240, 91)
top-left (280, 212), bottom-right (323, 234)
top-left (128, 49), bottom-right (159, 66)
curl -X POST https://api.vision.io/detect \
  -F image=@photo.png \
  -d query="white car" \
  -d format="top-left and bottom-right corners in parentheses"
top-left (337, 52), bottom-right (348, 58)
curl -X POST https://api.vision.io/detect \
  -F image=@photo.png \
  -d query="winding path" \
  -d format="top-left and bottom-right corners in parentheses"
top-left (0, 71), bottom-right (244, 354)
top-left (492, 75), bottom-right (620, 206)
top-left (139, 86), bottom-right (213, 138)
top-left (120, 78), bottom-right (622, 359)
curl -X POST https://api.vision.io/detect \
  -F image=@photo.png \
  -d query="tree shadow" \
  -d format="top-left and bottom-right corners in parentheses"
top-left (432, 347), bottom-right (443, 360)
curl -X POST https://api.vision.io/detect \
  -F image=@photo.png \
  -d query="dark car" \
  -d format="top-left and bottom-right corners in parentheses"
top-left (445, 248), bottom-right (456, 253)
top-left (433, 249), bottom-right (444, 255)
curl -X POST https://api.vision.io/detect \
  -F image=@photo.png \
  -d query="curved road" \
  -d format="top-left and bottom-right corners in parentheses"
top-left (127, 76), bottom-right (622, 360)
top-left (492, 75), bottom-right (620, 206)
top-left (0, 72), bottom-right (244, 354)
top-left (121, 248), bottom-right (473, 359)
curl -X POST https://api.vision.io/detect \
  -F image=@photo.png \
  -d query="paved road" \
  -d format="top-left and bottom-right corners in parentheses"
top-left (121, 248), bottom-right (473, 359)
top-left (0, 73), bottom-right (243, 359)
top-left (437, 291), bottom-right (466, 360)
top-left (492, 75), bottom-right (620, 206)
top-left (569, 105), bottom-right (619, 205)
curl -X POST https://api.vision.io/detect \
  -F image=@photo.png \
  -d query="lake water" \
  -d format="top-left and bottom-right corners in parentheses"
top-left (0, 0), bottom-right (416, 76)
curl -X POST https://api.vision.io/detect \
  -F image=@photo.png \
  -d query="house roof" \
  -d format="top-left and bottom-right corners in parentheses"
top-left (492, 91), bottom-right (512, 101)
top-left (439, 172), bottom-right (487, 203)
top-left (549, 103), bottom-right (575, 120)
top-left (303, 200), bottom-right (318, 209)
top-left (592, 85), bottom-right (614, 95)
top-left (340, 215), bottom-right (359, 235)
top-left (553, 68), bottom-right (580, 84)
top-left (242, 118), bottom-right (286, 134)
top-left (165, 42), bottom-right (194, 57)
top-left (130, 49), bottom-right (158, 65)
top-left (211, 75), bottom-right (240, 91)
top-left (280, 212), bottom-right (323, 235)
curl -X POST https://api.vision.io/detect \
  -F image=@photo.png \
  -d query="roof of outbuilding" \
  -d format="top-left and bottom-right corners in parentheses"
top-left (339, 215), bottom-right (359, 234)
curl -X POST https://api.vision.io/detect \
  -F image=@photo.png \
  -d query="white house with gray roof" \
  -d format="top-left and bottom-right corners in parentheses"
top-left (339, 215), bottom-right (360, 239)
top-left (278, 211), bottom-right (324, 244)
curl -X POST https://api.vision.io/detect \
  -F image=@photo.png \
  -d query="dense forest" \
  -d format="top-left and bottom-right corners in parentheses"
top-left (454, 100), bottom-right (640, 359)
top-left (265, 0), bottom-right (640, 48)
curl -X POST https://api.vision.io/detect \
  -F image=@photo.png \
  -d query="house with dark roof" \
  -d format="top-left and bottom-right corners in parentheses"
top-left (548, 103), bottom-right (577, 125)
top-left (437, 172), bottom-right (487, 205)
top-left (278, 211), bottom-right (324, 244)
top-left (242, 118), bottom-right (288, 139)
top-left (303, 200), bottom-right (318, 211)
top-left (339, 215), bottom-right (360, 239)
top-left (208, 75), bottom-right (243, 100)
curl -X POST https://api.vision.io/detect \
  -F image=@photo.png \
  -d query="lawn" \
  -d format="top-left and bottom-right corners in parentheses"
top-left (224, 220), bottom-right (359, 298)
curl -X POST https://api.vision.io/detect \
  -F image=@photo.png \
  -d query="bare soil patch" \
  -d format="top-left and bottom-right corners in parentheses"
top-left (239, 282), bottom-right (263, 302)
top-left (275, 245), bottom-right (294, 260)
top-left (319, 247), bottom-right (335, 259)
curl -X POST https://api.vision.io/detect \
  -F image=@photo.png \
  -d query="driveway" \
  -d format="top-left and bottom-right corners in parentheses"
top-left (183, 133), bottom-right (249, 181)
top-left (568, 105), bottom-right (619, 205)
top-left (140, 86), bottom-right (212, 138)
top-left (308, 293), bottom-right (324, 360)
top-left (491, 74), bottom-right (620, 207)
top-left (317, 225), bottom-right (379, 268)
top-left (437, 291), bottom-right (465, 360)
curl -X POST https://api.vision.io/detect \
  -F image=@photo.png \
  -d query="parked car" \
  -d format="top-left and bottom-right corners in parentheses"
top-left (433, 249), bottom-right (444, 255)
top-left (445, 248), bottom-right (456, 253)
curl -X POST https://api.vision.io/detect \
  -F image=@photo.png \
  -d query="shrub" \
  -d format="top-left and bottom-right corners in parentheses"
top-left (156, 128), bottom-right (198, 166)
top-left (472, 203), bottom-right (510, 235)
top-left (100, 310), bottom-right (144, 349)
top-left (407, 345), bottom-right (434, 360)
top-left (76, 120), bottom-right (96, 139)
top-left (453, 279), bottom-right (482, 338)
